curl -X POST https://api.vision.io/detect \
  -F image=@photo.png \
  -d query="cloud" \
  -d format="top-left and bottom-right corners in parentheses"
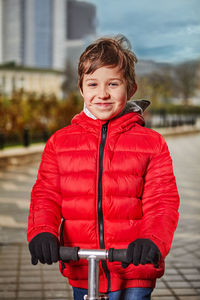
top-left (83, 0), bottom-right (200, 62)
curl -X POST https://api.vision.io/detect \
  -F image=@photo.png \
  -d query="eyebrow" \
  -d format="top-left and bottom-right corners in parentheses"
top-left (85, 78), bottom-right (123, 82)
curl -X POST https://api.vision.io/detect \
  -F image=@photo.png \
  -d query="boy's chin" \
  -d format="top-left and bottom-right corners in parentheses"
top-left (87, 106), bottom-right (124, 120)
top-left (94, 108), bottom-right (125, 120)
top-left (96, 113), bottom-right (118, 120)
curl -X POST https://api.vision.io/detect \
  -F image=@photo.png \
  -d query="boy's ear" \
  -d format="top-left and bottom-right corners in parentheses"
top-left (128, 83), bottom-right (137, 100)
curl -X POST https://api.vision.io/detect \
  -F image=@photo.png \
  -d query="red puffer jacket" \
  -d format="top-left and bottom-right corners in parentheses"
top-left (27, 107), bottom-right (179, 292)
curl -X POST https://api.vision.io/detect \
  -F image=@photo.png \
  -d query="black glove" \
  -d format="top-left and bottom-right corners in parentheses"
top-left (29, 232), bottom-right (59, 265)
top-left (122, 239), bottom-right (161, 269)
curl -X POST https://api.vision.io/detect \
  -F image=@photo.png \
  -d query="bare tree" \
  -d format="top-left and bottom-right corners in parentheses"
top-left (175, 60), bottom-right (199, 104)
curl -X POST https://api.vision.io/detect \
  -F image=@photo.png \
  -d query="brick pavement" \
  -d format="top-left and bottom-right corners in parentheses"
top-left (0, 133), bottom-right (200, 299)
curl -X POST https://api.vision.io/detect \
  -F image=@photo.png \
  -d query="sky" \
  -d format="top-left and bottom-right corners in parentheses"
top-left (83, 0), bottom-right (200, 64)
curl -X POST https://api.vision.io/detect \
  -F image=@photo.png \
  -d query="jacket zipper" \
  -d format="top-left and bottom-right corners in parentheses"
top-left (98, 121), bottom-right (111, 292)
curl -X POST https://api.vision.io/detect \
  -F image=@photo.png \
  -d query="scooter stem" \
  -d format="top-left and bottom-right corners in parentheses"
top-left (79, 250), bottom-right (108, 300)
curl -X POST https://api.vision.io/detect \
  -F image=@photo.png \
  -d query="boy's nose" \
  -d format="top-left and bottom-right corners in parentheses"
top-left (98, 86), bottom-right (110, 99)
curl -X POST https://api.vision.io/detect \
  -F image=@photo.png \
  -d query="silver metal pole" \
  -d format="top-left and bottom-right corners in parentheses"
top-left (88, 256), bottom-right (99, 299)
top-left (78, 249), bottom-right (108, 260)
top-left (77, 249), bottom-right (109, 300)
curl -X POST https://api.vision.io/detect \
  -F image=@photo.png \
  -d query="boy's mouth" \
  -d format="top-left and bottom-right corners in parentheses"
top-left (95, 102), bottom-right (113, 106)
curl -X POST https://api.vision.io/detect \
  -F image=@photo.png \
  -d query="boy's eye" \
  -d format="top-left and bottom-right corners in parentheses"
top-left (88, 83), bottom-right (97, 87)
top-left (109, 82), bottom-right (118, 86)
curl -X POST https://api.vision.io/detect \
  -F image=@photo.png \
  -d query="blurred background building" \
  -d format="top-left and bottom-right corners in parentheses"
top-left (0, 0), bottom-right (96, 96)
top-left (0, 64), bottom-right (64, 98)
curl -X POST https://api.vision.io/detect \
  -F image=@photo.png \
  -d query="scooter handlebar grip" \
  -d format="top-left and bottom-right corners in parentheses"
top-left (59, 246), bottom-right (79, 262)
top-left (108, 248), bottom-right (127, 263)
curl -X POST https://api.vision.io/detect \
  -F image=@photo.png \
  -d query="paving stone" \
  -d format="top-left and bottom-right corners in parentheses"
top-left (152, 289), bottom-right (172, 296)
top-left (167, 281), bottom-right (192, 288)
top-left (184, 274), bottom-right (200, 281)
top-left (0, 270), bottom-right (17, 276)
top-left (21, 251), bottom-right (30, 257)
top-left (178, 297), bottom-right (200, 300)
top-left (152, 297), bottom-right (176, 300)
top-left (179, 268), bottom-right (199, 274)
top-left (18, 283), bottom-right (42, 290)
top-left (164, 269), bottom-right (179, 275)
top-left (0, 283), bottom-right (16, 291)
top-left (44, 289), bottom-right (73, 298)
top-left (155, 280), bottom-right (167, 288)
top-left (44, 282), bottom-right (69, 290)
top-left (172, 288), bottom-right (197, 296)
top-left (20, 269), bottom-right (40, 277)
top-left (0, 256), bottom-right (19, 262)
top-left (19, 276), bottom-right (42, 283)
top-left (20, 264), bottom-right (36, 270)
top-left (0, 277), bottom-right (16, 283)
top-left (191, 281), bottom-right (200, 288)
top-left (17, 290), bottom-right (43, 298)
top-left (42, 276), bottom-right (67, 283)
top-left (0, 290), bottom-right (16, 298)
top-left (163, 274), bottom-right (184, 281)
top-left (42, 269), bottom-right (61, 276)
top-left (175, 262), bottom-right (200, 268)
top-left (0, 263), bottom-right (18, 269)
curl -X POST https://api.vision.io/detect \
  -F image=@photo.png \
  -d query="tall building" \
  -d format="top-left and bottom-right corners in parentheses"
top-left (65, 0), bottom-right (96, 71)
top-left (1, 0), bottom-right (22, 65)
top-left (0, 0), bottom-right (96, 71)
top-left (67, 0), bottom-right (96, 40)
top-left (0, 0), bottom-right (67, 70)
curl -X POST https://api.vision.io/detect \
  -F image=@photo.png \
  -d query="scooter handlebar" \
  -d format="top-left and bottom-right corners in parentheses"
top-left (108, 248), bottom-right (127, 263)
top-left (59, 246), bottom-right (79, 262)
top-left (59, 246), bottom-right (127, 263)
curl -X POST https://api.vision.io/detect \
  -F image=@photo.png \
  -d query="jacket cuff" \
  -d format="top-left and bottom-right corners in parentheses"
top-left (148, 235), bottom-right (168, 259)
top-left (27, 226), bottom-right (59, 242)
top-left (139, 234), bottom-right (168, 259)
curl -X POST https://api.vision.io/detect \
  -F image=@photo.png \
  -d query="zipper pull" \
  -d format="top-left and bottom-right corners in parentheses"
top-left (102, 121), bottom-right (109, 138)
top-left (102, 126), bottom-right (107, 140)
top-left (103, 125), bottom-right (107, 132)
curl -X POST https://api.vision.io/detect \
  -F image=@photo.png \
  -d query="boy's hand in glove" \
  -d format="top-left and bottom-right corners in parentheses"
top-left (29, 232), bottom-right (59, 265)
top-left (122, 239), bottom-right (161, 268)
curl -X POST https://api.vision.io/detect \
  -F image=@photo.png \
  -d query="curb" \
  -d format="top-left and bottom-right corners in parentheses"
top-left (0, 144), bottom-right (45, 169)
top-left (154, 125), bottom-right (200, 137)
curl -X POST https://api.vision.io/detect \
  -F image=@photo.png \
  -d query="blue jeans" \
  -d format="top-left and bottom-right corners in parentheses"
top-left (73, 287), bottom-right (153, 300)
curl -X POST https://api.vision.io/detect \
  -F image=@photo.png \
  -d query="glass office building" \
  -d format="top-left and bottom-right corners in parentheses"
top-left (0, 0), bottom-right (96, 70)
top-left (1, 0), bottom-right (66, 70)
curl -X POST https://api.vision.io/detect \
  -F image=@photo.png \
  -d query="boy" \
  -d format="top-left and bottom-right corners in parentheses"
top-left (27, 35), bottom-right (180, 300)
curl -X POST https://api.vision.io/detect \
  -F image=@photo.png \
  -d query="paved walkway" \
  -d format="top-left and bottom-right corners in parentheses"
top-left (0, 133), bottom-right (200, 299)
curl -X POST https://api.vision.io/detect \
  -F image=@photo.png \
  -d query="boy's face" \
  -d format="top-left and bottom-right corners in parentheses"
top-left (80, 66), bottom-right (131, 120)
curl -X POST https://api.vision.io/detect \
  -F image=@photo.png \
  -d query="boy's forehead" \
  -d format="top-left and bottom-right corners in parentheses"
top-left (83, 65), bottom-right (124, 79)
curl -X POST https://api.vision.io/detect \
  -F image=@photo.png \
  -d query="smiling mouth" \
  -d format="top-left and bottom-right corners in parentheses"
top-left (95, 103), bottom-right (113, 110)
top-left (95, 103), bottom-right (113, 106)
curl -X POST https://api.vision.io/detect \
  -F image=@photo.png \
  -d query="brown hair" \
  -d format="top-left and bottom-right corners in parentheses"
top-left (78, 35), bottom-right (138, 98)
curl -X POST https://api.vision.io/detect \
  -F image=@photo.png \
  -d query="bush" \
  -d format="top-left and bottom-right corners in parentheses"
top-left (0, 90), bottom-right (83, 147)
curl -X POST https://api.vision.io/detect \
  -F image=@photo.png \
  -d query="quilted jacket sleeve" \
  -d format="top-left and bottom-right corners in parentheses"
top-left (140, 134), bottom-right (180, 259)
top-left (27, 135), bottom-right (62, 242)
